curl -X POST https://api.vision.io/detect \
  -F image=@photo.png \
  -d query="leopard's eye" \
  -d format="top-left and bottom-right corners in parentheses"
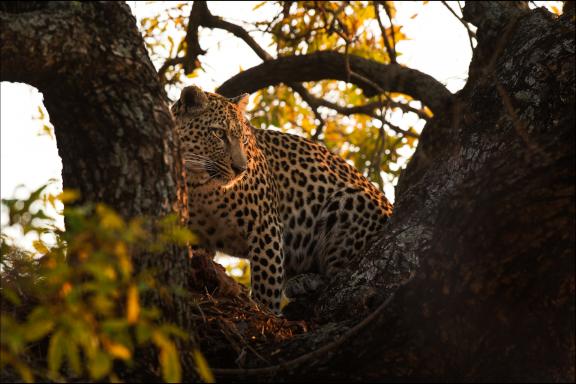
top-left (242, 135), bottom-right (249, 145)
top-left (210, 128), bottom-right (226, 141)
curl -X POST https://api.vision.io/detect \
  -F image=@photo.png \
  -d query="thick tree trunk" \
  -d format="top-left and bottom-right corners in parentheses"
top-left (1, 1), bottom-right (573, 382)
top-left (286, 2), bottom-right (574, 381)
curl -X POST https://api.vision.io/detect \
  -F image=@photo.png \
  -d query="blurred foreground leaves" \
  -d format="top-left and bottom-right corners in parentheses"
top-left (1, 184), bottom-right (210, 383)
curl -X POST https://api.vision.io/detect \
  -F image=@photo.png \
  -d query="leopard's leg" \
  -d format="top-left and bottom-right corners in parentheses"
top-left (247, 216), bottom-right (285, 314)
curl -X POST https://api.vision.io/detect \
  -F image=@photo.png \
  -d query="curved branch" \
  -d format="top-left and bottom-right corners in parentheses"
top-left (158, 57), bottom-right (185, 81)
top-left (216, 51), bottom-right (453, 113)
top-left (194, 1), bottom-right (273, 61)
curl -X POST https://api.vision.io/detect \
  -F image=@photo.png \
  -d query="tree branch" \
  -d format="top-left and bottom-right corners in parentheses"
top-left (373, 1), bottom-right (397, 64)
top-left (301, 91), bottom-right (429, 123)
top-left (216, 51), bottom-right (453, 113)
top-left (289, 83), bottom-right (326, 140)
top-left (194, 1), bottom-right (273, 61)
top-left (160, 0), bottom-right (273, 81)
top-left (158, 57), bottom-right (185, 81)
top-left (440, 0), bottom-right (476, 52)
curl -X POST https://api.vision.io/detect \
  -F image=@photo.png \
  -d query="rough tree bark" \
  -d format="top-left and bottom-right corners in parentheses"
top-left (0, 1), bottom-right (203, 343)
top-left (298, 2), bottom-right (574, 381)
top-left (1, 1), bottom-right (573, 382)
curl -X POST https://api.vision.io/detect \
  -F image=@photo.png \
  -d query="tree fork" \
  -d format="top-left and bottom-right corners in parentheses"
top-left (1, 1), bottom-right (573, 381)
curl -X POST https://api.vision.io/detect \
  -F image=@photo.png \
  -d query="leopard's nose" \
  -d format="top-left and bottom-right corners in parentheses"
top-left (232, 163), bottom-right (247, 175)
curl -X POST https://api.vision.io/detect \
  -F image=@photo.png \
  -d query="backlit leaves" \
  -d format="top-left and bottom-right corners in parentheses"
top-left (0, 186), bottom-right (201, 382)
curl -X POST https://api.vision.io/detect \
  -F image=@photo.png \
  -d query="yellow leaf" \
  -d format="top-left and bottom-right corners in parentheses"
top-left (252, 1), bottom-right (266, 11)
top-left (5, 355), bottom-right (34, 384)
top-left (36, 105), bottom-right (45, 120)
top-left (32, 240), bottom-right (49, 255)
top-left (104, 341), bottom-right (131, 361)
top-left (168, 35), bottom-right (175, 56)
top-left (551, 5), bottom-right (560, 15)
top-left (126, 285), bottom-right (140, 324)
top-left (57, 189), bottom-right (80, 203)
top-left (37, 124), bottom-right (54, 140)
top-left (96, 204), bottom-right (124, 230)
top-left (152, 332), bottom-right (182, 383)
top-left (193, 349), bottom-right (214, 383)
top-left (104, 266), bottom-right (117, 280)
top-left (115, 242), bottom-right (133, 278)
top-left (114, 241), bottom-right (127, 258)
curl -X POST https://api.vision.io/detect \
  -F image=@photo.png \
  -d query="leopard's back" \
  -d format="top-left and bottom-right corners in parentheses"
top-left (254, 128), bottom-right (392, 277)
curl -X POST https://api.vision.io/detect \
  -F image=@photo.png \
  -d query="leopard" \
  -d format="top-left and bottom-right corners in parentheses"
top-left (171, 85), bottom-right (393, 313)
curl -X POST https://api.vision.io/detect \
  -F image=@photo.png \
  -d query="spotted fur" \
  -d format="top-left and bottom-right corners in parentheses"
top-left (171, 86), bottom-right (392, 313)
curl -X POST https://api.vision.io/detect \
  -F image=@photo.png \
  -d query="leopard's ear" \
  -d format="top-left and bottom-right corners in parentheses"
top-left (176, 86), bottom-right (208, 115)
top-left (230, 93), bottom-right (250, 114)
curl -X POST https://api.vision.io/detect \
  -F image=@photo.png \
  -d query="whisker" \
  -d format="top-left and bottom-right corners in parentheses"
top-left (184, 153), bottom-right (212, 161)
top-left (184, 160), bottom-right (207, 165)
top-left (184, 154), bottom-right (232, 181)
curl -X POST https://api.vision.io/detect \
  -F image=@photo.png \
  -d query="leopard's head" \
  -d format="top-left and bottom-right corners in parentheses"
top-left (172, 86), bottom-right (252, 188)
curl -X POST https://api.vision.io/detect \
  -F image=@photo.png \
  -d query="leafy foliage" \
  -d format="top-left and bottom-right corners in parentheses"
top-left (0, 185), bottom-right (210, 383)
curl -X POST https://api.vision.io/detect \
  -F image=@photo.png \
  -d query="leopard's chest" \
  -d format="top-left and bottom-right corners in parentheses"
top-left (188, 186), bottom-right (251, 257)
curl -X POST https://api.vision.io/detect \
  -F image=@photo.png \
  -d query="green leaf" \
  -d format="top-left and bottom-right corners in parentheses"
top-left (89, 351), bottom-right (112, 380)
top-left (24, 318), bottom-right (54, 342)
top-left (102, 319), bottom-right (130, 333)
top-left (2, 287), bottom-right (22, 306)
top-left (136, 322), bottom-right (153, 344)
top-left (48, 330), bottom-right (65, 374)
top-left (65, 340), bottom-right (81, 375)
top-left (160, 343), bottom-right (181, 383)
top-left (160, 323), bottom-right (188, 339)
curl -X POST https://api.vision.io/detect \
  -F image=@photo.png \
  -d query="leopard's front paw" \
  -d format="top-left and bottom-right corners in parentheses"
top-left (283, 273), bottom-right (325, 299)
